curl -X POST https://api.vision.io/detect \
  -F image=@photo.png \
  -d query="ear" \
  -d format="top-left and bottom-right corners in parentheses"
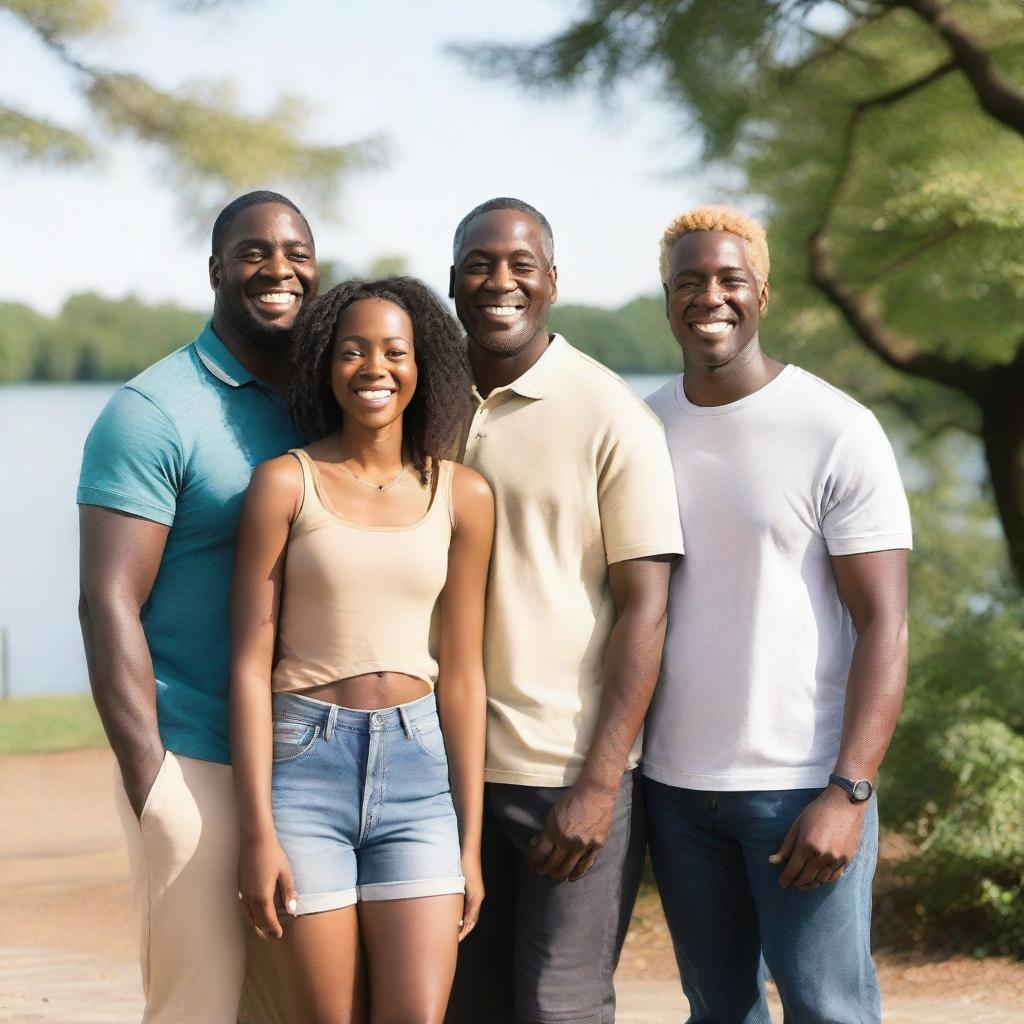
top-left (209, 254), bottom-right (220, 291)
top-left (758, 279), bottom-right (770, 319)
top-left (548, 264), bottom-right (558, 306)
top-left (448, 266), bottom-right (456, 300)
top-left (662, 281), bottom-right (669, 318)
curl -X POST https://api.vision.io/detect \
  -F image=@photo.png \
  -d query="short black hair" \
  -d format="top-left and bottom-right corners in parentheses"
top-left (289, 277), bottom-right (472, 482)
top-left (452, 197), bottom-right (554, 265)
top-left (211, 191), bottom-right (312, 255)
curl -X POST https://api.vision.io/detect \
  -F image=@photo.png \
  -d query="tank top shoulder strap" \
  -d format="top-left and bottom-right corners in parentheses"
top-left (436, 459), bottom-right (456, 533)
top-left (287, 448), bottom-right (330, 531)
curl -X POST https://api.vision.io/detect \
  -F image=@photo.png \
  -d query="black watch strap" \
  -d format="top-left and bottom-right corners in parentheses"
top-left (828, 774), bottom-right (873, 803)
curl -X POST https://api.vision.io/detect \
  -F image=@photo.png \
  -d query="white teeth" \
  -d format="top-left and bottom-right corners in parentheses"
top-left (356, 389), bottom-right (392, 401)
top-left (256, 292), bottom-right (296, 305)
top-left (691, 321), bottom-right (733, 335)
top-left (482, 306), bottom-right (522, 317)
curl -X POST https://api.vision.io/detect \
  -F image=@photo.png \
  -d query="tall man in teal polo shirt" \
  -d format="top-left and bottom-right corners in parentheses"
top-left (78, 191), bottom-right (319, 1023)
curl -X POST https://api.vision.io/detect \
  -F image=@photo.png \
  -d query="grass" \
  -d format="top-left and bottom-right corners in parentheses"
top-left (0, 694), bottom-right (107, 754)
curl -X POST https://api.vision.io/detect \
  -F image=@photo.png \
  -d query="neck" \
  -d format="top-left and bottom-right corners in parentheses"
top-left (211, 311), bottom-right (293, 393)
top-left (468, 328), bottom-right (551, 397)
top-left (681, 336), bottom-right (784, 407)
top-left (334, 418), bottom-right (406, 474)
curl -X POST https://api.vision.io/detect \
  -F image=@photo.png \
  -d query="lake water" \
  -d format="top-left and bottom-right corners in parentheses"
top-left (0, 375), bottom-right (673, 697)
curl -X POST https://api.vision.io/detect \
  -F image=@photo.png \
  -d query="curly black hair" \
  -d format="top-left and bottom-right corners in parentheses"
top-left (289, 277), bottom-right (472, 481)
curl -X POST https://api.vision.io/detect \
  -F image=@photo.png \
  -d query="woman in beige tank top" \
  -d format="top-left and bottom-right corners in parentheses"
top-left (230, 277), bottom-right (493, 1022)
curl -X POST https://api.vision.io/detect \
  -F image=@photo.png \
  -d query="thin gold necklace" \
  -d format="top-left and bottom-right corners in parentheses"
top-left (338, 461), bottom-right (411, 493)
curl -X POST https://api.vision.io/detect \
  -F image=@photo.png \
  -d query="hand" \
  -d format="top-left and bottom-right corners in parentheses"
top-left (524, 779), bottom-right (617, 882)
top-left (239, 834), bottom-right (297, 939)
top-left (769, 786), bottom-right (867, 892)
top-left (459, 853), bottom-right (484, 942)
top-left (123, 745), bottom-right (167, 820)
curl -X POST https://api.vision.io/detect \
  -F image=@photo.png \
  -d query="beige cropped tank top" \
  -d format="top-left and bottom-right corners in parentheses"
top-left (271, 450), bottom-right (455, 693)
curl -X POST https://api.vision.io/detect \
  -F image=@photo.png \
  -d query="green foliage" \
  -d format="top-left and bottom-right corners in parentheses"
top-left (0, 294), bottom-right (204, 382)
top-left (0, 1), bottom-right (381, 222)
top-left (0, 694), bottom-right (107, 754)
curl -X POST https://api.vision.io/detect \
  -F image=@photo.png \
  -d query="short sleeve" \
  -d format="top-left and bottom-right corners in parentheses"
top-left (77, 386), bottom-right (184, 526)
top-left (821, 411), bottom-right (912, 556)
top-left (598, 401), bottom-right (685, 564)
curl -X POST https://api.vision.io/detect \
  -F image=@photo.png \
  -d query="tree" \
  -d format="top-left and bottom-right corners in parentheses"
top-left (0, 0), bottom-right (382, 221)
top-left (451, 0), bottom-right (1024, 585)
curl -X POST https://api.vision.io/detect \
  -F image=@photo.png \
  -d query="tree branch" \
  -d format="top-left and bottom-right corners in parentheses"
top-left (862, 222), bottom-right (963, 285)
top-left (807, 61), bottom-right (991, 402)
top-left (893, 0), bottom-right (1024, 134)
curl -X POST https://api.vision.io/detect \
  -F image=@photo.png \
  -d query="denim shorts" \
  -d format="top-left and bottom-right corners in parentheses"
top-left (270, 690), bottom-right (464, 915)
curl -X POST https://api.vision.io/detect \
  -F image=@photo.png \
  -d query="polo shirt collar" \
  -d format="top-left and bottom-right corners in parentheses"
top-left (488, 333), bottom-right (567, 401)
top-left (194, 322), bottom-right (259, 388)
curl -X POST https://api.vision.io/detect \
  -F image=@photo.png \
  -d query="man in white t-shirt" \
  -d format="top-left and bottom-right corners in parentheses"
top-left (645, 206), bottom-right (911, 1024)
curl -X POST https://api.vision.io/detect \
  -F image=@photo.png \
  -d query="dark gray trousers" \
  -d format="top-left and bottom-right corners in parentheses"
top-left (445, 771), bottom-right (644, 1024)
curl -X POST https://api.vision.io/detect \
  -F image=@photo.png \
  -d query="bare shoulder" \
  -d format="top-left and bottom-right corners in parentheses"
top-left (449, 462), bottom-right (494, 529)
top-left (246, 452), bottom-right (304, 518)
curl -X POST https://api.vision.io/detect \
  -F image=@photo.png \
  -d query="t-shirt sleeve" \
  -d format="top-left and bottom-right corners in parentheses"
top-left (598, 400), bottom-right (685, 564)
top-left (77, 386), bottom-right (184, 526)
top-left (821, 410), bottom-right (912, 556)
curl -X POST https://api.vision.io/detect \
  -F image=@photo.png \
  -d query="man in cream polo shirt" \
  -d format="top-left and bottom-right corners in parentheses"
top-left (444, 197), bottom-right (684, 1024)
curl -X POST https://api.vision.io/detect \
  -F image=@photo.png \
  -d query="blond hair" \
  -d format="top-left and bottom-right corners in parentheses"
top-left (659, 206), bottom-right (770, 286)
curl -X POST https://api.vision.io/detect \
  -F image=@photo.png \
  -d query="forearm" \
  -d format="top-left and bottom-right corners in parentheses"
top-left (79, 593), bottom-right (163, 776)
top-left (579, 606), bottom-right (667, 792)
top-left (229, 669), bottom-right (276, 840)
top-left (833, 614), bottom-right (909, 781)
top-left (437, 674), bottom-right (486, 854)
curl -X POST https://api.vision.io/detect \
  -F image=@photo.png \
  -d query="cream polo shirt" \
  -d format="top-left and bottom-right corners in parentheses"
top-left (463, 335), bottom-right (684, 786)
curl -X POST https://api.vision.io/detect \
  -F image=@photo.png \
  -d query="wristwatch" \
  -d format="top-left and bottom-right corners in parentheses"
top-left (828, 774), bottom-right (874, 803)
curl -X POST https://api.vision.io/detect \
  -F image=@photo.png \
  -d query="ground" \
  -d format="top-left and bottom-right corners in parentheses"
top-left (1, 748), bottom-right (1022, 1023)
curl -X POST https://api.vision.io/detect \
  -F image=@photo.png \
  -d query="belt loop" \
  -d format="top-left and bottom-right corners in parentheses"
top-left (398, 705), bottom-right (413, 739)
top-left (325, 705), bottom-right (338, 741)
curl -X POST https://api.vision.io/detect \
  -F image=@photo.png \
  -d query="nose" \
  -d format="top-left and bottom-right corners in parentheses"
top-left (695, 282), bottom-right (728, 307)
top-left (485, 260), bottom-right (517, 293)
top-left (359, 349), bottom-right (387, 379)
top-left (262, 248), bottom-right (295, 282)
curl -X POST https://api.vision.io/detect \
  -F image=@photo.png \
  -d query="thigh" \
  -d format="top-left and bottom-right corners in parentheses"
top-left (507, 773), bottom-right (643, 1024)
top-left (275, 906), bottom-right (365, 1024)
top-left (740, 792), bottom-right (881, 1024)
top-left (122, 752), bottom-right (247, 1024)
top-left (360, 894), bottom-right (463, 1024)
top-left (644, 778), bottom-right (769, 1024)
top-left (445, 789), bottom-right (516, 1024)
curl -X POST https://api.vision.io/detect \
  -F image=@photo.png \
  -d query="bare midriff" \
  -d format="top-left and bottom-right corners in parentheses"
top-left (297, 671), bottom-right (432, 710)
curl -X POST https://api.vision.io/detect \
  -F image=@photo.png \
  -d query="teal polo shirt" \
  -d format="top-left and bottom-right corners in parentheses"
top-left (78, 323), bottom-right (305, 763)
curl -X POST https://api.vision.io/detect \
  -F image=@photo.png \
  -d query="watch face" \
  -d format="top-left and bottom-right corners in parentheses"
top-left (852, 780), bottom-right (873, 801)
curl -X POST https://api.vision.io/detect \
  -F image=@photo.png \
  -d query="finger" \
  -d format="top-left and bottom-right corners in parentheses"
top-left (568, 846), bottom-right (601, 882)
top-left (790, 854), bottom-right (827, 891)
top-left (824, 862), bottom-right (847, 884)
top-left (777, 847), bottom-right (812, 889)
top-left (252, 895), bottom-right (284, 939)
top-left (532, 843), bottom-right (573, 878)
top-left (768, 825), bottom-right (798, 865)
top-left (279, 868), bottom-right (299, 919)
top-left (549, 846), bottom-right (587, 882)
top-left (458, 892), bottom-right (482, 941)
top-left (524, 832), bottom-right (554, 871)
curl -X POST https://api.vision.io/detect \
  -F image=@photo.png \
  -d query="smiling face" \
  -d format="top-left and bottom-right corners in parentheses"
top-left (330, 298), bottom-right (417, 432)
top-left (450, 208), bottom-right (557, 358)
top-left (209, 202), bottom-right (319, 348)
top-left (664, 230), bottom-right (769, 371)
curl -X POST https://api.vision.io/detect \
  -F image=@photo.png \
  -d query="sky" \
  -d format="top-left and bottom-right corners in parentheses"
top-left (0, 0), bottom-right (726, 316)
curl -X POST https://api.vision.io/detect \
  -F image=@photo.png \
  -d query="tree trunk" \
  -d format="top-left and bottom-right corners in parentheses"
top-left (980, 354), bottom-right (1024, 589)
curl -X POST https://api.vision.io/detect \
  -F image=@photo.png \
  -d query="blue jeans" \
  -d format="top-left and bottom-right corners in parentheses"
top-left (644, 780), bottom-right (880, 1024)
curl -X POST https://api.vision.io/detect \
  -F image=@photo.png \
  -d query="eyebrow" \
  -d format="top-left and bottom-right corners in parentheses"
top-left (337, 335), bottom-right (412, 344)
top-left (460, 248), bottom-right (541, 262)
top-left (231, 237), bottom-right (312, 251)
top-left (673, 265), bottom-right (750, 279)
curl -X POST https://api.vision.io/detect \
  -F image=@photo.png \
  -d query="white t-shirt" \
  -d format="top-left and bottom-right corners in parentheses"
top-left (644, 365), bottom-right (912, 791)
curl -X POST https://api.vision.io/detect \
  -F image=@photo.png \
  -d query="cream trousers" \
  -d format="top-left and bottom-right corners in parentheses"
top-left (114, 750), bottom-right (284, 1024)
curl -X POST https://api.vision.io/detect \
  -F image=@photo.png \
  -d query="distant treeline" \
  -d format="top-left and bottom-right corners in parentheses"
top-left (0, 293), bottom-right (680, 383)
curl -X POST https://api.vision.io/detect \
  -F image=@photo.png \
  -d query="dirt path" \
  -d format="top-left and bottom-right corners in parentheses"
top-left (1, 749), bottom-right (1021, 1023)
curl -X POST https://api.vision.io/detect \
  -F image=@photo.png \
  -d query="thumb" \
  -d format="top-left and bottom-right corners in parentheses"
top-left (281, 866), bottom-right (299, 917)
top-left (769, 825), bottom-right (798, 865)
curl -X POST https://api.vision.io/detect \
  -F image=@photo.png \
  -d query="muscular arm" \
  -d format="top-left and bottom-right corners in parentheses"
top-left (526, 555), bottom-right (673, 882)
top-left (78, 506), bottom-right (169, 817)
top-left (437, 465), bottom-right (494, 939)
top-left (772, 548), bottom-right (909, 889)
top-left (229, 456), bottom-right (301, 938)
